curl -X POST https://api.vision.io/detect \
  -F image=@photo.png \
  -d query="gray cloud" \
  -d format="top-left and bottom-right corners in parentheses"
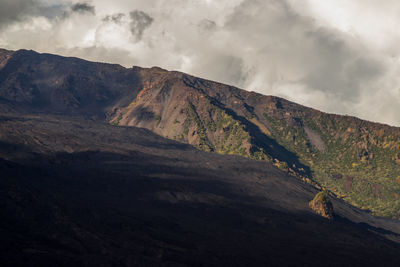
top-left (56, 46), bottom-right (135, 67)
top-left (71, 2), bottom-right (95, 15)
top-left (0, 0), bottom-right (41, 27)
top-left (198, 19), bottom-right (217, 33)
top-left (129, 10), bottom-right (153, 41)
top-left (0, 0), bottom-right (74, 28)
top-left (189, 53), bottom-right (247, 86)
top-left (0, 0), bottom-right (399, 125)
top-left (300, 28), bottom-right (386, 101)
top-left (103, 13), bottom-right (125, 24)
top-left (223, 0), bottom-right (386, 105)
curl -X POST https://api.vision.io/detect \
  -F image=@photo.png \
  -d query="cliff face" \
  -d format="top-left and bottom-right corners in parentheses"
top-left (1, 49), bottom-right (400, 219)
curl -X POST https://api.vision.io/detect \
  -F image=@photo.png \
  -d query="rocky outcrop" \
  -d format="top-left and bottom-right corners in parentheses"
top-left (309, 191), bottom-right (334, 219)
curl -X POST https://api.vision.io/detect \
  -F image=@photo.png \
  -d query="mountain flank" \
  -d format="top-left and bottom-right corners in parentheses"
top-left (2, 48), bottom-right (400, 265)
top-left (1, 113), bottom-right (400, 266)
top-left (1, 48), bottom-right (400, 220)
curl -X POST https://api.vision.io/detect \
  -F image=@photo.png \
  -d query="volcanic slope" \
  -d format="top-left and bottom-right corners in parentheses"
top-left (1, 48), bottom-right (400, 219)
top-left (1, 113), bottom-right (400, 266)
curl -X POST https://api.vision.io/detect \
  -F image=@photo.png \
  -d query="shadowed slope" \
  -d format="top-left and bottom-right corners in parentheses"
top-left (1, 48), bottom-right (400, 218)
top-left (1, 114), bottom-right (400, 266)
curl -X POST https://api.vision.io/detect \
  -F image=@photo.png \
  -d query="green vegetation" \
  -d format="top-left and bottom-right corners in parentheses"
top-left (186, 102), bottom-right (213, 152)
top-left (155, 114), bottom-right (162, 126)
top-left (312, 191), bottom-right (331, 204)
top-left (183, 126), bottom-right (189, 136)
top-left (117, 84), bottom-right (400, 219)
top-left (111, 114), bottom-right (123, 126)
top-left (184, 101), bottom-right (266, 157)
top-left (263, 109), bottom-right (400, 219)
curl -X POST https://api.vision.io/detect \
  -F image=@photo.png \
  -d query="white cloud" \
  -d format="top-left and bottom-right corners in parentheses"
top-left (0, 0), bottom-right (400, 126)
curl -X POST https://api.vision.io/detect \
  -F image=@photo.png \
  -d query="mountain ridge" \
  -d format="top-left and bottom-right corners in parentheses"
top-left (1, 47), bottom-right (396, 126)
top-left (1, 48), bottom-right (400, 218)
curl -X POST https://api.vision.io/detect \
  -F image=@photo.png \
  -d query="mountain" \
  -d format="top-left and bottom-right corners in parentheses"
top-left (3, 48), bottom-right (400, 265)
top-left (2, 113), bottom-right (400, 266)
top-left (1, 48), bottom-right (400, 219)
top-left (109, 63), bottom-right (400, 219)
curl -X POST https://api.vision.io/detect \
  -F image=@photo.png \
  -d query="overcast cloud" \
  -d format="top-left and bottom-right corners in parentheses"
top-left (0, 0), bottom-right (399, 126)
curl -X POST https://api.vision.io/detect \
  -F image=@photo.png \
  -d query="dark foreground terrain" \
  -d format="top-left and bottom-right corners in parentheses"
top-left (1, 113), bottom-right (400, 266)
top-left (2, 49), bottom-right (400, 266)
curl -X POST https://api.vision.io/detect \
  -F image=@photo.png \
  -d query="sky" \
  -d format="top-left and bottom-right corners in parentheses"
top-left (1, 0), bottom-right (400, 126)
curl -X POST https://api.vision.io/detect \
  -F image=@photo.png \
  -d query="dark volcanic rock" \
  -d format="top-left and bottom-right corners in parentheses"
top-left (2, 49), bottom-right (400, 218)
top-left (2, 49), bottom-right (400, 266)
top-left (0, 49), bottom-right (140, 117)
top-left (0, 114), bottom-right (400, 266)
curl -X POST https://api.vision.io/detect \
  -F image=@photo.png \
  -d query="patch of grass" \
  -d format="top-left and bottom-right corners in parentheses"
top-left (111, 114), bottom-right (123, 126)
top-left (186, 102), bottom-right (213, 151)
top-left (155, 114), bottom-right (162, 126)
top-left (312, 191), bottom-right (331, 204)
